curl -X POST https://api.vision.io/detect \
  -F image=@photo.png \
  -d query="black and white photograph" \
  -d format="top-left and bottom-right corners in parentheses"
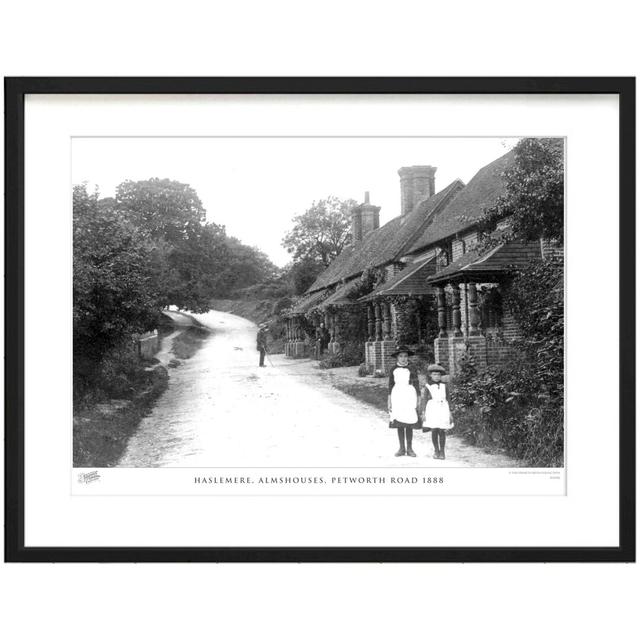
top-left (71, 135), bottom-right (565, 478)
top-left (7, 79), bottom-right (631, 559)
top-left (1, 2), bottom-right (637, 637)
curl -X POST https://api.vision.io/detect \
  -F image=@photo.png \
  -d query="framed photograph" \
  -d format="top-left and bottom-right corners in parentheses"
top-left (5, 77), bottom-right (635, 562)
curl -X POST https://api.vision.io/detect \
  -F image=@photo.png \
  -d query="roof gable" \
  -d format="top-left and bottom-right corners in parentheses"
top-left (306, 179), bottom-right (464, 293)
top-left (407, 150), bottom-right (515, 253)
top-left (428, 238), bottom-right (542, 283)
top-left (360, 255), bottom-right (437, 300)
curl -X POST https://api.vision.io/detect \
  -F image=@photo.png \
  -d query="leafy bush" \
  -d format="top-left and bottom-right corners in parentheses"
top-left (272, 297), bottom-right (293, 314)
top-left (237, 281), bottom-right (289, 300)
top-left (451, 369), bottom-right (563, 467)
top-left (75, 342), bottom-right (154, 406)
top-left (357, 362), bottom-right (369, 377)
top-left (346, 267), bottom-right (385, 301)
top-left (480, 138), bottom-right (564, 243)
top-left (392, 296), bottom-right (438, 346)
top-left (318, 354), bottom-right (345, 369)
top-left (503, 259), bottom-right (564, 398)
top-left (318, 342), bottom-right (364, 369)
top-left (450, 260), bottom-right (564, 467)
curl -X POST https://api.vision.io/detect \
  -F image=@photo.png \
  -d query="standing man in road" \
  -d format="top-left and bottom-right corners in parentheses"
top-left (257, 323), bottom-right (269, 367)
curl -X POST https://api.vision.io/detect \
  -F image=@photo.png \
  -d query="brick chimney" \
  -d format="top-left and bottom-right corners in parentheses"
top-left (351, 191), bottom-right (381, 242)
top-left (398, 166), bottom-right (437, 215)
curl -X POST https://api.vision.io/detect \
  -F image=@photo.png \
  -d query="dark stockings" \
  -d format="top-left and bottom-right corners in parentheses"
top-left (432, 429), bottom-right (447, 456)
top-left (405, 427), bottom-right (413, 450)
top-left (438, 429), bottom-right (446, 453)
top-left (395, 427), bottom-right (415, 456)
top-left (431, 429), bottom-right (440, 453)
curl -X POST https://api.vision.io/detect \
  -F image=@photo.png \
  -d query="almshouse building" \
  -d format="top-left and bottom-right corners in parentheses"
top-left (284, 149), bottom-right (561, 374)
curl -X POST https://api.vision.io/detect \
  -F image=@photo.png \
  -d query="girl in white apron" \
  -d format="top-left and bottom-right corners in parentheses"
top-left (387, 346), bottom-right (421, 457)
top-left (422, 363), bottom-right (453, 459)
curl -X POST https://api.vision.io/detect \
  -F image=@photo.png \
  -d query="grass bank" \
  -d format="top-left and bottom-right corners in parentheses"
top-left (73, 366), bottom-right (169, 467)
top-left (210, 298), bottom-right (272, 324)
top-left (331, 381), bottom-right (388, 412)
top-left (74, 317), bottom-right (211, 467)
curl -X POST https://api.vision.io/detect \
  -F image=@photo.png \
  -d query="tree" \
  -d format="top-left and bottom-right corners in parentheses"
top-left (114, 178), bottom-right (228, 311)
top-left (160, 221), bottom-right (230, 312)
top-left (283, 257), bottom-right (326, 295)
top-left (74, 178), bottom-right (289, 403)
top-left (282, 196), bottom-right (356, 267)
top-left (477, 136), bottom-right (565, 393)
top-left (115, 178), bottom-right (207, 243)
top-left (481, 138), bottom-right (564, 243)
top-left (73, 184), bottom-right (163, 364)
top-left (217, 236), bottom-right (280, 296)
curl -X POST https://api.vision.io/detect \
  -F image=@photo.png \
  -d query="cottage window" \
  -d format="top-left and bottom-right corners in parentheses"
top-left (436, 245), bottom-right (451, 271)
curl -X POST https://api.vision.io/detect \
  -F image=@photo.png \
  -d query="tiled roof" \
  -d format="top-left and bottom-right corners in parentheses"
top-left (407, 150), bottom-right (515, 254)
top-left (306, 179), bottom-right (464, 293)
top-left (317, 279), bottom-right (360, 309)
top-left (286, 288), bottom-right (328, 316)
top-left (360, 256), bottom-right (437, 300)
top-left (427, 239), bottom-right (542, 283)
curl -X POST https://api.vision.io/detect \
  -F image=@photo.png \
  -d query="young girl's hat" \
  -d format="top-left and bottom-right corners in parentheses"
top-left (427, 363), bottom-right (446, 374)
top-left (390, 345), bottom-right (414, 357)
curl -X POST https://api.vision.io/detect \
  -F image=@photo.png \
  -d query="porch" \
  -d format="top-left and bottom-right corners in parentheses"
top-left (359, 255), bottom-right (438, 373)
top-left (427, 239), bottom-right (542, 373)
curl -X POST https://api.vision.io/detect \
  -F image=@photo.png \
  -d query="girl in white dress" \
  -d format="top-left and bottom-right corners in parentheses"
top-left (422, 363), bottom-right (453, 460)
top-left (387, 346), bottom-right (421, 457)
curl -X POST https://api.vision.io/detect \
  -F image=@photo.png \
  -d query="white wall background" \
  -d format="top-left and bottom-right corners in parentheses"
top-left (1, 1), bottom-right (638, 640)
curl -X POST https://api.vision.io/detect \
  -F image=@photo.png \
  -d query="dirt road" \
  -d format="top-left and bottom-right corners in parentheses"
top-left (118, 310), bottom-right (517, 468)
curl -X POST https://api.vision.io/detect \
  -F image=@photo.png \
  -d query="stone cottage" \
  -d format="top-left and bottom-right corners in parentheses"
top-left (284, 166), bottom-right (464, 359)
top-left (284, 149), bottom-right (561, 374)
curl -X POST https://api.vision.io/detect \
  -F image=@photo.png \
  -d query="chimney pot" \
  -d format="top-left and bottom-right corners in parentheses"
top-left (398, 165), bottom-right (437, 215)
top-left (351, 192), bottom-right (380, 243)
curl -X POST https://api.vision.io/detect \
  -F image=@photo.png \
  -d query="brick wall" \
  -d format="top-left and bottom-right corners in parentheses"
top-left (501, 307), bottom-right (521, 341)
top-left (486, 334), bottom-right (512, 367)
top-left (541, 238), bottom-right (564, 261)
top-left (435, 282), bottom-right (524, 370)
top-left (451, 230), bottom-right (479, 263)
top-left (365, 339), bottom-right (396, 373)
top-left (451, 238), bottom-right (465, 262)
top-left (463, 230), bottom-right (478, 250)
top-left (484, 307), bottom-right (521, 366)
top-left (434, 337), bottom-right (449, 371)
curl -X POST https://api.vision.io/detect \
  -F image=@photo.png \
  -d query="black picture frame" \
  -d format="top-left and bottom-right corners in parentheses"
top-left (4, 77), bottom-right (635, 563)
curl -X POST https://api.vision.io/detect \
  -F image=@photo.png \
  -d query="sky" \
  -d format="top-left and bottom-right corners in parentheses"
top-left (72, 137), bottom-right (518, 267)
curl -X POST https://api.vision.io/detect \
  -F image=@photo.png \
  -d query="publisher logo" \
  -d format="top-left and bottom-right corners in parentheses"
top-left (77, 470), bottom-right (101, 484)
